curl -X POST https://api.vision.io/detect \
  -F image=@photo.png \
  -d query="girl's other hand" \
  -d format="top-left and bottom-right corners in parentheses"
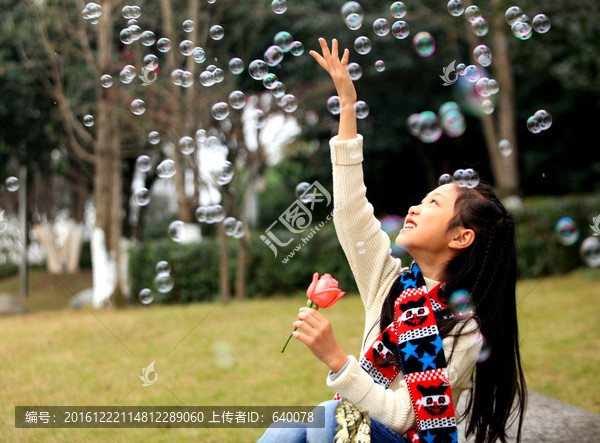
top-left (309, 38), bottom-right (357, 106)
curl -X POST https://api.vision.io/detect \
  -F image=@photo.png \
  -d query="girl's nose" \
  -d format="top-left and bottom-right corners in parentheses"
top-left (408, 205), bottom-right (420, 215)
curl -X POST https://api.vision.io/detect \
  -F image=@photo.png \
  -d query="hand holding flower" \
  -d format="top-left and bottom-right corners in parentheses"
top-left (281, 272), bottom-right (346, 353)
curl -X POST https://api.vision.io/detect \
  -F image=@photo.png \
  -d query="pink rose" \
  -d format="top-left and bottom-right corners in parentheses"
top-left (281, 272), bottom-right (346, 353)
top-left (306, 272), bottom-right (346, 308)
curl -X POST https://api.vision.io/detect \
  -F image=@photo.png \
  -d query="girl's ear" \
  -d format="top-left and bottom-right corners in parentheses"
top-left (449, 228), bottom-right (475, 250)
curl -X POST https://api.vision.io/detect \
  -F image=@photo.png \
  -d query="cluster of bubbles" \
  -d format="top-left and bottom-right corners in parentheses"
top-left (554, 217), bottom-right (600, 269)
top-left (210, 161), bottom-right (235, 185)
top-left (445, 2), bottom-right (489, 37)
top-left (223, 217), bottom-right (245, 239)
top-left (505, 6), bottom-right (550, 40)
top-left (407, 101), bottom-right (466, 143)
top-left (438, 168), bottom-right (480, 189)
top-left (81, 2), bottom-right (103, 24)
top-left (195, 205), bottom-right (226, 224)
top-left (138, 260), bottom-right (175, 305)
top-left (526, 109), bottom-right (552, 134)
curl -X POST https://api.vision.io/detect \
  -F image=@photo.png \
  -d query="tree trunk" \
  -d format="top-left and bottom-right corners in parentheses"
top-left (217, 221), bottom-right (231, 304)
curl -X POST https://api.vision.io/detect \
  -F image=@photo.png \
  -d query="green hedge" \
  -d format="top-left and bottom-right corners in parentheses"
top-left (127, 193), bottom-right (600, 303)
top-left (512, 193), bottom-right (600, 279)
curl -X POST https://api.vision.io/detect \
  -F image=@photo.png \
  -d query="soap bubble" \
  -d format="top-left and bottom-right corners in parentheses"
top-left (463, 168), bottom-right (480, 188)
top-left (481, 99), bottom-right (495, 115)
top-left (417, 110), bottom-right (442, 143)
top-left (5, 176), bottom-right (19, 192)
top-left (438, 173), bottom-right (453, 185)
top-left (347, 62), bottom-right (362, 80)
top-left (580, 237), bottom-right (600, 268)
top-left (100, 74), bottom-right (113, 88)
top-left (119, 27), bottom-right (134, 45)
top-left (555, 217), bottom-right (579, 246)
top-left (212, 161), bottom-right (235, 185)
top-left (373, 18), bottom-right (390, 36)
top-left (354, 36), bottom-right (372, 55)
top-left (191, 47), bottom-right (206, 64)
top-left (181, 70), bottom-right (194, 88)
top-left (477, 335), bottom-right (492, 363)
top-left (209, 25), bottom-right (224, 40)
top-left (463, 64), bottom-right (480, 82)
top-left (534, 109), bottom-right (552, 130)
top-left (270, 81), bottom-right (286, 98)
top-left (167, 220), bottom-right (185, 243)
top-left (130, 99), bottom-right (146, 115)
top-left (290, 41), bottom-right (304, 56)
top-left (391, 21), bottom-right (410, 39)
top-left (170, 68), bottom-right (183, 86)
top-left (154, 271), bottom-right (174, 293)
top-left (526, 115), bottom-right (542, 134)
top-left (412, 32), bottom-right (435, 57)
top-left (355, 101), bottom-right (369, 119)
top-left (182, 19), bottom-right (194, 32)
top-left (406, 113), bottom-right (422, 137)
top-left (505, 6), bottom-right (523, 25)
top-left (140, 30), bottom-right (155, 46)
top-left (374, 60), bottom-right (386, 72)
top-left (439, 101), bottom-right (466, 138)
top-left (271, 0), bottom-right (287, 14)
top-left (178, 136), bottom-right (196, 155)
top-left (274, 31), bottom-right (294, 53)
top-left (209, 205), bottom-right (226, 223)
top-left (464, 5), bottom-right (481, 22)
top-left (295, 182), bottom-right (311, 202)
top-left (136, 155), bottom-right (152, 172)
top-left (498, 139), bottom-right (513, 157)
top-left (533, 14), bottom-right (551, 34)
top-left (229, 57), bottom-right (244, 74)
top-left (157, 37), bottom-right (171, 53)
top-left (179, 39), bottom-right (195, 56)
top-left (453, 169), bottom-right (466, 187)
top-left (264, 45), bottom-right (284, 66)
top-left (449, 289), bottom-right (474, 318)
top-left (389, 1), bottom-right (407, 18)
top-left (133, 187), bottom-right (150, 206)
top-left (138, 288), bottom-right (153, 305)
top-left (471, 17), bottom-right (489, 36)
top-left (83, 114), bottom-right (94, 127)
top-left (223, 217), bottom-right (244, 238)
top-left (155, 260), bottom-right (171, 274)
top-left (341, 1), bottom-right (364, 21)
top-left (512, 19), bottom-right (532, 40)
top-left (346, 13), bottom-right (363, 30)
top-left (211, 102), bottom-right (230, 121)
top-left (249, 60), bottom-right (269, 80)
top-left (229, 90), bottom-right (246, 109)
top-left (474, 44), bottom-right (492, 67)
top-left (156, 159), bottom-right (176, 178)
top-left (327, 96), bottom-right (341, 115)
top-left (447, 0), bottom-right (464, 16)
top-left (280, 94), bottom-right (298, 113)
top-left (120, 65), bottom-right (136, 84)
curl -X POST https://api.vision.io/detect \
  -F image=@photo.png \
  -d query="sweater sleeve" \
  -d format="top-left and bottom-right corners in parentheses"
top-left (329, 135), bottom-right (405, 311)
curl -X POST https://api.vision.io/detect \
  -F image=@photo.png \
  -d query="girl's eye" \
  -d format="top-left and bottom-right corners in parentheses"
top-left (430, 199), bottom-right (438, 205)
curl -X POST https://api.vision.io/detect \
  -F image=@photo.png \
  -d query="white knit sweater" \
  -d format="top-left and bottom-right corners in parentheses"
top-left (325, 135), bottom-right (483, 435)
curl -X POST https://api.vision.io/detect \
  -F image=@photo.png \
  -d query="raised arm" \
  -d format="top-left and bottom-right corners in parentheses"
top-left (310, 39), bottom-right (404, 313)
top-left (309, 38), bottom-right (357, 141)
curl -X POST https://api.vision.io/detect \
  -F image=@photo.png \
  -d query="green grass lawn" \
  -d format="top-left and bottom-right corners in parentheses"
top-left (0, 267), bottom-right (598, 442)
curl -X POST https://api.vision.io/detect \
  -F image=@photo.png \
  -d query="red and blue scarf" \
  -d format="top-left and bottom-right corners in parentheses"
top-left (359, 262), bottom-right (458, 442)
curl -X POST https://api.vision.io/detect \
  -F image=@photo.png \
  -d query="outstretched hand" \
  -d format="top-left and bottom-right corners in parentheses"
top-left (309, 38), bottom-right (357, 106)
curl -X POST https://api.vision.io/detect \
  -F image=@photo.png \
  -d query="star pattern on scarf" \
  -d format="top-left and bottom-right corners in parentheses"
top-left (422, 430), bottom-right (436, 443)
top-left (418, 351), bottom-right (436, 371)
top-left (431, 335), bottom-right (444, 354)
top-left (401, 341), bottom-right (419, 360)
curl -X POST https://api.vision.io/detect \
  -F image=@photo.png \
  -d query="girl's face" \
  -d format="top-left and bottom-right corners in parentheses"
top-left (395, 183), bottom-right (463, 255)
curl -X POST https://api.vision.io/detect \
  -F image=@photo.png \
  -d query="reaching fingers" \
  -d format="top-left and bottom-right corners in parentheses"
top-left (331, 38), bottom-right (339, 60)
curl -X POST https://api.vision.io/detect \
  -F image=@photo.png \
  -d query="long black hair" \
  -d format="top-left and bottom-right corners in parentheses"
top-left (375, 182), bottom-right (527, 442)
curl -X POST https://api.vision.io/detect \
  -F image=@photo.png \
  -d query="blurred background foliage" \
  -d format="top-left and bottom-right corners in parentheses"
top-left (0, 0), bottom-right (599, 302)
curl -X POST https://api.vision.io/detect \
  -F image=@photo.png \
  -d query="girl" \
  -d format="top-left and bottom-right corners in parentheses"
top-left (259, 38), bottom-right (526, 443)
